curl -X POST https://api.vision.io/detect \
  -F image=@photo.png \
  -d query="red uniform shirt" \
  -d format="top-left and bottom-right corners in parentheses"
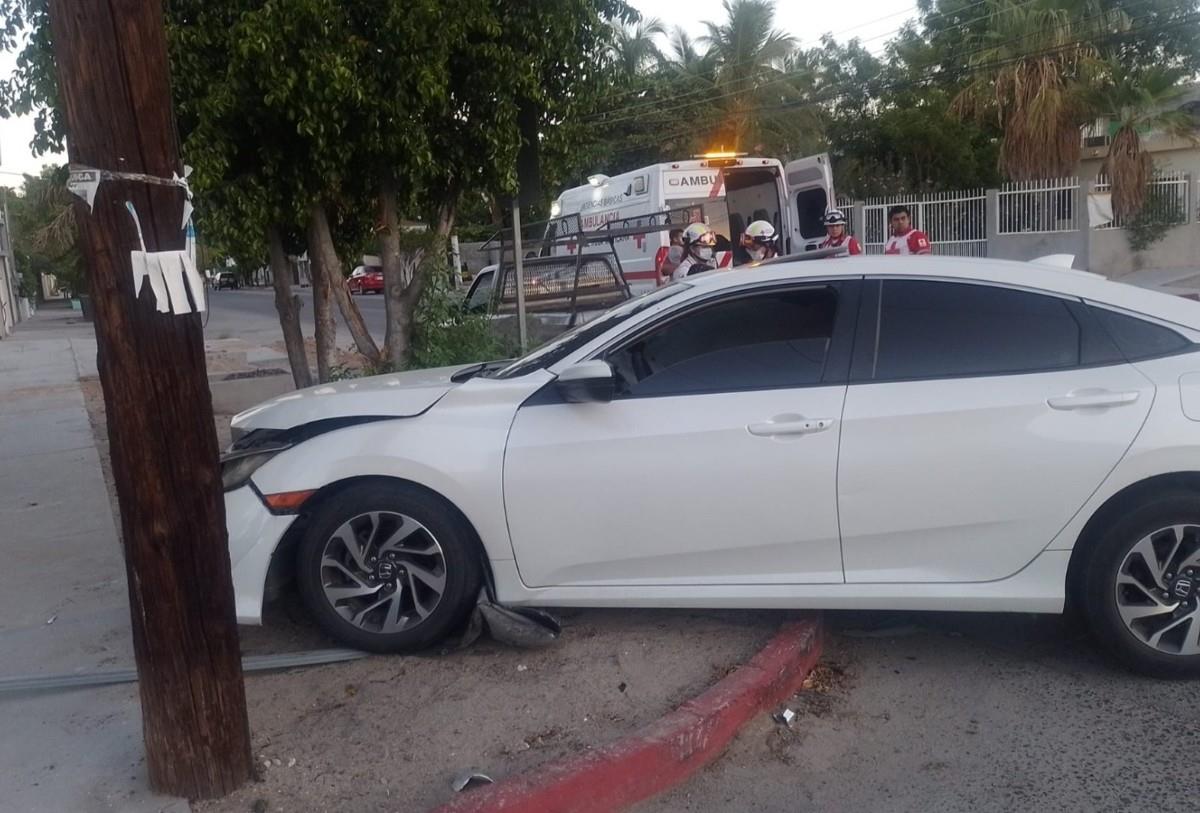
top-left (883, 228), bottom-right (931, 255)
top-left (819, 234), bottom-right (863, 255)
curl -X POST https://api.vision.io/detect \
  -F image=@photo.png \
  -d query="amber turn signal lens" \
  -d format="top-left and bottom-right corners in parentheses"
top-left (262, 490), bottom-right (316, 512)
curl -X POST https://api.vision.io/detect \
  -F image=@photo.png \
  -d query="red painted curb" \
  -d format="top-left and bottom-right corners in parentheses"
top-left (430, 615), bottom-right (822, 813)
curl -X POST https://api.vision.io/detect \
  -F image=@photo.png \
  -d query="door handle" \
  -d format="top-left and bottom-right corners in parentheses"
top-left (747, 416), bottom-right (835, 437)
top-left (1047, 390), bottom-right (1140, 410)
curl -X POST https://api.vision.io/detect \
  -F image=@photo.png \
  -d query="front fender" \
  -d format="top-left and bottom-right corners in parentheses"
top-left (248, 373), bottom-right (550, 565)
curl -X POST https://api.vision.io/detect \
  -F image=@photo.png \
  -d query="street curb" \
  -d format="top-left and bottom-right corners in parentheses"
top-left (430, 615), bottom-right (822, 813)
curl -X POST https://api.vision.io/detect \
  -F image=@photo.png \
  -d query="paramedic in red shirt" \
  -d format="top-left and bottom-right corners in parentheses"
top-left (883, 205), bottom-right (932, 255)
top-left (818, 209), bottom-right (862, 255)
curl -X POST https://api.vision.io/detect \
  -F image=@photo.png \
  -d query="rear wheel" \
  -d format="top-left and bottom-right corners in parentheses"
top-left (295, 482), bottom-right (482, 653)
top-left (1082, 493), bottom-right (1200, 678)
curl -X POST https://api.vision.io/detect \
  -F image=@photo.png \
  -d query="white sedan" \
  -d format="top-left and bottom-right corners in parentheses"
top-left (223, 256), bottom-right (1200, 677)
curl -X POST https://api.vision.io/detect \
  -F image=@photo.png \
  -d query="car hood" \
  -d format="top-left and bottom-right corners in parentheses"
top-left (231, 364), bottom-right (467, 432)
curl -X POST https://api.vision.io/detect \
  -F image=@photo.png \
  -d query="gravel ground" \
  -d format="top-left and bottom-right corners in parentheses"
top-left (196, 606), bottom-right (778, 813)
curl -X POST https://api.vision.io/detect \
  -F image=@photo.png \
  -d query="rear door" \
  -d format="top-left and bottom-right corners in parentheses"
top-left (837, 278), bottom-right (1154, 583)
top-left (785, 153), bottom-right (835, 254)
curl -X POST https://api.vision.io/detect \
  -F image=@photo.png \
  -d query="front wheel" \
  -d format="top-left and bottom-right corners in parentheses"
top-left (295, 482), bottom-right (482, 653)
top-left (1082, 493), bottom-right (1200, 678)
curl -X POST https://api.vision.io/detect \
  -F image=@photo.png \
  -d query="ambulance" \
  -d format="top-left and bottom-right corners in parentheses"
top-left (549, 152), bottom-right (835, 292)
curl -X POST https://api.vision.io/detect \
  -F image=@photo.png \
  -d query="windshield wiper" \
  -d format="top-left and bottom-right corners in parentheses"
top-left (452, 359), bottom-right (514, 382)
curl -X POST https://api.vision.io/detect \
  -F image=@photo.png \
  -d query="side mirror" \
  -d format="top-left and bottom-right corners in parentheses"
top-left (556, 360), bottom-right (615, 404)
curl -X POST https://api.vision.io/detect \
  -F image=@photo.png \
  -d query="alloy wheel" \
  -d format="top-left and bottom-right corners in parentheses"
top-left (319, 511), bottom-right (447, 634)
top-left (1115, 524), bottom-right (1200, 656)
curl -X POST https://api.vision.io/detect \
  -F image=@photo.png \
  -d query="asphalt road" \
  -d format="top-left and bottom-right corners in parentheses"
top-left (203, 286), bottom-right (388, 345)
top-left (641, 611), bottom-right (1197, 813)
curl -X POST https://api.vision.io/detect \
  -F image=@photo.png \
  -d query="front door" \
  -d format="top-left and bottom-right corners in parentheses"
top-left (503, 281), bottom-right (858, 588)
top-left (838, 278), bottom-right (1153, 583)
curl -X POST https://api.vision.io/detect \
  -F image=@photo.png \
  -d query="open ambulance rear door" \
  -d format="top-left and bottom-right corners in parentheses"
top-left (785, 153), bottom-right (835, 253)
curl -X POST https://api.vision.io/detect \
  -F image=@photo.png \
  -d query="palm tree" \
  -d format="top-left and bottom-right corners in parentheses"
top-left (662, 26), bottom-right (709, 76)
top-left (609, 16), bottom-right (667, 79)
top-left (1081, 64), bottom-right (1197, 218)
top-left (952, 0), bottom-right (1124, 180)
top-left (697, 0), bottom-right (796, 150)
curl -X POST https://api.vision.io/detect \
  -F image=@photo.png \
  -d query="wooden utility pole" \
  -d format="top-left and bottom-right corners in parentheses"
top-left (48, 0), bottom-right (253, 798)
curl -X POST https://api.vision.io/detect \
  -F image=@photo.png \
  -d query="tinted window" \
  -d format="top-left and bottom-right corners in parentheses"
top-left (873, 281), bottom-right (1081, 380)
top-left (465, 271), bottom-right (494, 311)
top-left (606, 287), bottom-right (838, 397)
top-left (1091, 307), bottom-right (1191, 360)
top-left (491, 284), bottom-right (689, 379)
top-left (796, 189), bottom-right (829, 240)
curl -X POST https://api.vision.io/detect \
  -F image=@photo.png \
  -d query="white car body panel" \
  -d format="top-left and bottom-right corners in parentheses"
top-left (1046, 353), bottom-right (1200, 551)
top-left (226, 485), bottom-right (296, 623)
top-left (245, 372), bottom-right (550, 568)
top-left (488, 551), bottom-right (1070, 613)
top-left (504, 385), bottom-right (846, 587)
top-left (231, 364), bottom-right (466, 427)
top-left (838, 363), bottom-right (1154, 583)
top-left (223, 256), bottom-right (1200, 624)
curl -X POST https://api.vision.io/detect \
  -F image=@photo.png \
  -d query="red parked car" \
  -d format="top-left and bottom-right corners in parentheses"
top-left (348, 265), bottom-right (384, 295)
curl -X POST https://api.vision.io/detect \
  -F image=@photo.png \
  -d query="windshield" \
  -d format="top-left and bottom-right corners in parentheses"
top-left (489, 283), bottom-right (690, 379)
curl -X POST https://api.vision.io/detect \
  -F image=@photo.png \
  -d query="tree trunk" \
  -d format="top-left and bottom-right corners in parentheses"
top-left (378, 181), bottom-right (419, 367)
top-left (47, 0), bottom-right (252, 798)
top-left (267, 225), bottom-right (312, 389)
top-left (435, 192), bottom-right (457, 239)
top-left (435, 193), bottom-right (458, 288)
top-left (309, 240), bottom-right (337, 383)
top-left (307, 203), bottom-right (381, 365)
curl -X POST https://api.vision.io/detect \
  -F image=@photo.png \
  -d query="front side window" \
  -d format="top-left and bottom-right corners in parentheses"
top-left (871, 280), bottom-right (1082, 380)
top-left (605, 286), bottom-right (838, 397)
top-left (491, 284), bottom-right (689, 379)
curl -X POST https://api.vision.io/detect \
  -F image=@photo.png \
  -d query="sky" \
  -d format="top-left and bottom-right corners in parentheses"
top-left (0, 0), bottom-right (914, 187)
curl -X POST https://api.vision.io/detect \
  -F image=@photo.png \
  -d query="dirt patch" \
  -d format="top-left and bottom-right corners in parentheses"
top-left (196, 608), bottom-right (779, 813)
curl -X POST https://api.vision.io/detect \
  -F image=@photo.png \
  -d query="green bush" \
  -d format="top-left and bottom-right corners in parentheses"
top-left (1126, 185), bottom-right (1189, 253)
top-left (408, 257), bottom-right (513, 370)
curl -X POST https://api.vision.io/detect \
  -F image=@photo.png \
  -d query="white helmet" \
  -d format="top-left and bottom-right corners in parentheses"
top-left (682, 222), bottom-right (717, 264)
top-left (741, 220), bottom-right (776, 246)
top-left (741, 220), bottom-right (777, 262)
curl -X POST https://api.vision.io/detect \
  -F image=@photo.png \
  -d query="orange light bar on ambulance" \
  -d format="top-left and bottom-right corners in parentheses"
top-left (694, 150), bottom-right (748, 168)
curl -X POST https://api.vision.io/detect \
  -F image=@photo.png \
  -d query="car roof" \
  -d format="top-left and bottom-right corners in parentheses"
top-left (685, 255), bottom-right (1200, 331)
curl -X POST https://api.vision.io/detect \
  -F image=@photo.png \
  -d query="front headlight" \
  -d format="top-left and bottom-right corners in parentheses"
top-left (220, 444), bottom-right (290, 491)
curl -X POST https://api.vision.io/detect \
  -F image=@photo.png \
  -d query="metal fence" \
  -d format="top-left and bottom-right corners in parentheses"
top-left (860, 190), bottom-right (987, 256)
top-left (835, 196), bottom-right (856, 236)
top-left (997, 178), bottom-right (1079, 234)
top-left (1091, 171), bottom-right (1191, 229)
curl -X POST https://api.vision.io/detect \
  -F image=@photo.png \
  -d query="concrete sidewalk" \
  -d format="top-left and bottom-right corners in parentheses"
top-left (0, 307), bottom-right (187, 813)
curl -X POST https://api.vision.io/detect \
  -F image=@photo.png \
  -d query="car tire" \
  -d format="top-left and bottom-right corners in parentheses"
top-left (1081, 492), bottom-right (1200, 678)
top-left (295, 482), bottom-right (482, 653)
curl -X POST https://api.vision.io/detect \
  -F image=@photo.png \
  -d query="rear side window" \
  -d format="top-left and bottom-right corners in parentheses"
top-left (1090, 307), bottom-right (1192, 360)
top-left (872, 280), bottom-right (1081, 380)
top-left (606, 286), bottom-right (838, 397)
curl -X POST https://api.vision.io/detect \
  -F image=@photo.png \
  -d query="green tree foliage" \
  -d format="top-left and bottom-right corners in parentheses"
top-left (5, 165), bottom-right (84, 297)
top-left (1081, 62), bottom-right (1198, 217)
